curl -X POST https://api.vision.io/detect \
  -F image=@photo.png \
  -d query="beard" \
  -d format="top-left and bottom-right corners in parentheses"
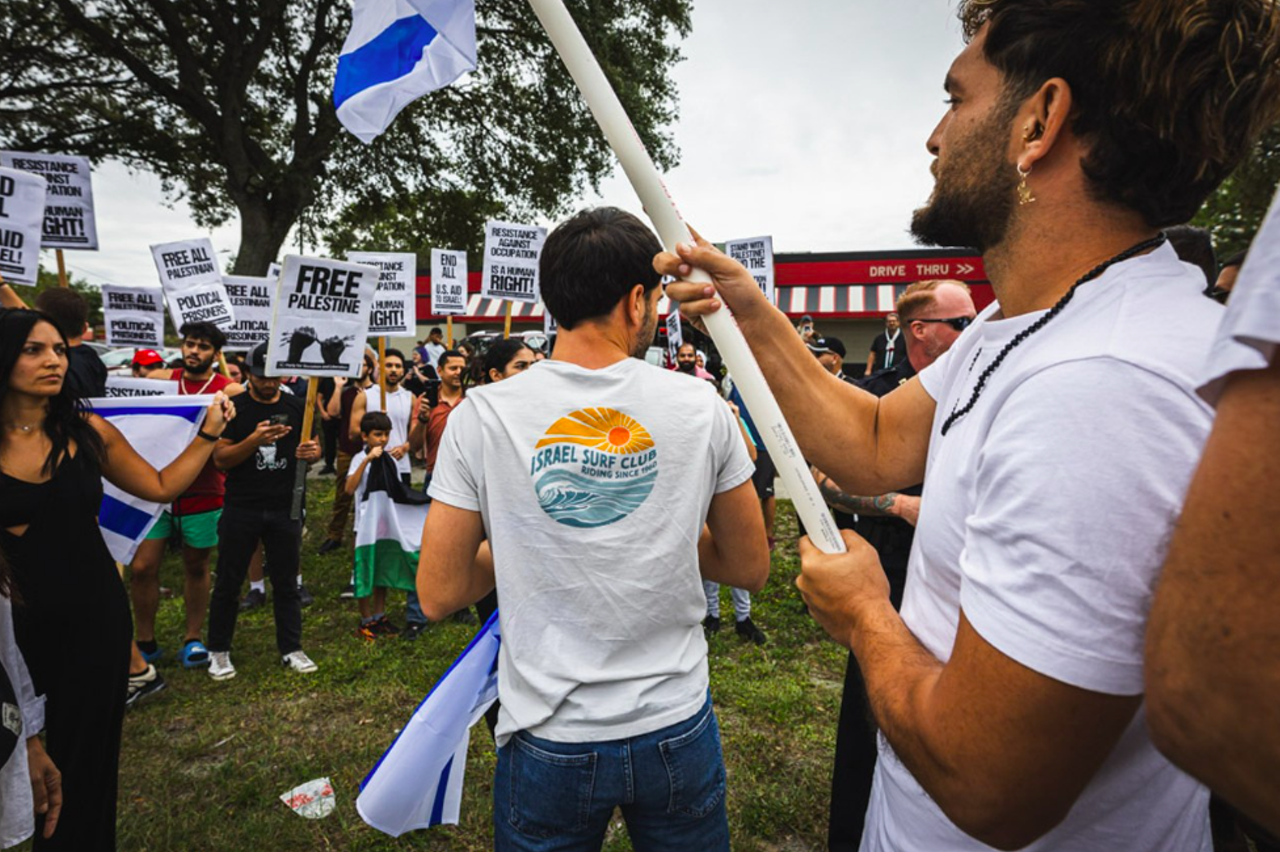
top-left (631, 302), bottom-right (659, 360)
top-left (185, 354), bottom-right (216, 375)
top-left (910, 106), bottom-right (1018, 253)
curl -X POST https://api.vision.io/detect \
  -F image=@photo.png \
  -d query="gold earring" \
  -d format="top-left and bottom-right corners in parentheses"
top-left (1016, 164), bottom-right (1036, 205)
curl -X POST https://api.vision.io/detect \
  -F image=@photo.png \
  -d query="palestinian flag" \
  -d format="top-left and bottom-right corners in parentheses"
top-left (354, 453), bottom-right (430, 598)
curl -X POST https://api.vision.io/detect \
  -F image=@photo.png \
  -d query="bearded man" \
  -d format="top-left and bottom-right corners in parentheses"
top-left (664, 2), bottom-right (1280, 849)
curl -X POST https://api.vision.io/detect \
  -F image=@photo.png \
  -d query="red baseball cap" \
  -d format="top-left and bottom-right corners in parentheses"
top-left (132, 349), bottom-right (165, 368)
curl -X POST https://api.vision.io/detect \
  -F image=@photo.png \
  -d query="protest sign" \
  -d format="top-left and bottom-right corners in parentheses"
top-left (430, 249), bottom-right (467, 315)
top-left (0, 151), bottom-right (98, 251)
top-left (665, 306), bottom-right (682, 366)
top-left (102, 285), bottom-right (165, 348)
top-left (0, 167), bottom-right (46, 285)
top-left (725, 236), bottom-right (775, 304)
top-left (268, 261), bottom-right (282, 280)
top-left (150, 238), bottom-right (235, 330)
top-left (104, 376), bottom-right (180, 398)
top-left (481, 221), bottom-right (546, 304)
top-left (222, 275), bottom-right (275, 350)
top-left (348, 251), bottom-right (416, 336)
top-left (543, 307), bottom-right (557, 337)
top-left (266, 255), bottom-right (378, 377)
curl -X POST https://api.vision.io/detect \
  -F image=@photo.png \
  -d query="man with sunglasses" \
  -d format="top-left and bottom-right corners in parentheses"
top-left (820, 279), bottom-right (976, 850)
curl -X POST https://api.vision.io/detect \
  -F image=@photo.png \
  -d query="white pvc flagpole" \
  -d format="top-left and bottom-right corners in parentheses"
top-left (527, 0), bottom-right (845, 554)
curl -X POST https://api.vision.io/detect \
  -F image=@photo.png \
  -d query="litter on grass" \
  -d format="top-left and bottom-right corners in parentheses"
top-left (280, 777), bottom-right (335, 819)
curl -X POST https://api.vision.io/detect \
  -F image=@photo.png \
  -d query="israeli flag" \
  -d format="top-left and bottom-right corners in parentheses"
top-left (334, 0), bottom-right (478, 144)
top-left (357, 610), bottom-right (500, 835)
top-left (91, 395), bottom-right (214, 564)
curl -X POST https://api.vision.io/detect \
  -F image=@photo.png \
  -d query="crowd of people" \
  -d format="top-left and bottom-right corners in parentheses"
top-left (3, 0), bottom-right (1280, 850)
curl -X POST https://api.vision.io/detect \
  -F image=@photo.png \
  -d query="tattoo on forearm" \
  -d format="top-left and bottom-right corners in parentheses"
top-left (818, 476), bottom-right (898, 516)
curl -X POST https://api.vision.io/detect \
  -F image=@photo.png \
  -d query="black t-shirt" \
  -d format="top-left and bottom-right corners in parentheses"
top-left (65, 345), bottom-right (107, 399)
top-left (868, 331), bottom-right (905, 373)
top-left (220, 392), bottom-right (306, 508)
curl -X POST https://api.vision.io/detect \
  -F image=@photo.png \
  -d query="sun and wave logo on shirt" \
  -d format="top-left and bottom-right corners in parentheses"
top-left (530, 407), bottom-right (659, 528)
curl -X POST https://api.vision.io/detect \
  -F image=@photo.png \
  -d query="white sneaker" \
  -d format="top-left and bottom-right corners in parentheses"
top-left (281, 650), bottom-right (317, 673)
top-left (208, 651), bottom-right (236, 681)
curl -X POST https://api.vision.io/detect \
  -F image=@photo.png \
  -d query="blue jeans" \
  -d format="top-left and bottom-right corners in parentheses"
top-left (494, 695), bottom-right (730, 851)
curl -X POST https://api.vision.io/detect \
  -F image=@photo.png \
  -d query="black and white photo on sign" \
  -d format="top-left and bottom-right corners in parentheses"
top-left (222, 275), bottom-right (275, 351)
top-left (725, 236), bottom-right (775, 305)
top-left (104, 375), bottom-right (179, 398)
top-left (102, 284), bottom-right (165, 348)
top-left (0, 166), bottom-right (46, 286)
top-left (665, 305), bottom-right (683, 366)
top-left (150, 237), bottom-right (236, 330)
top-left (480, 220), bottom-right (546, 304)
top-left (430, 248), bottom-right (468, 315)
top-left (347, 251), bottom-right (416, 336)
top-left (265, 255), bottom-right (378, 377)
top-left (0, 151), bottom-right (98, 251)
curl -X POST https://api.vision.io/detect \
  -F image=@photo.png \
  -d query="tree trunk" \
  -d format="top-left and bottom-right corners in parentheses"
top-left (231, 199), bottom-right (298, 276)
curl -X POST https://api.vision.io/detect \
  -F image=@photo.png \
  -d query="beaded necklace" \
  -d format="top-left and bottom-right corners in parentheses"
top-left (940, 233), bottom-right (1168, 436)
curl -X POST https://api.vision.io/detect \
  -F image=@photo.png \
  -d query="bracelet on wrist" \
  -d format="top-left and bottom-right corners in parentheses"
top-left (197, 429), bottom-right (222, 442)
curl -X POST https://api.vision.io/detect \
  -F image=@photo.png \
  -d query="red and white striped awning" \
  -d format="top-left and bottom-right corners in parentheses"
top-left (433, 294), bottom-right (675, 322)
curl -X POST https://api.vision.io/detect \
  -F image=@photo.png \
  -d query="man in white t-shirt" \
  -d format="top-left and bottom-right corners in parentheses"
top-left (1146, 186), bottom-right (1280, 841)
top-left (422, 328), bottom-right (447, 371)
top-left (664, 2), bottom-right (1280, 850)
top-left (418, 206), bottom-right (768, 850)
top-left (348, 349), bottom-right (413, 483)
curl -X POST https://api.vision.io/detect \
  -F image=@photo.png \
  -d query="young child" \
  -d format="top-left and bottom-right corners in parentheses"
top-left (346, 411), bottom-right (398, 639)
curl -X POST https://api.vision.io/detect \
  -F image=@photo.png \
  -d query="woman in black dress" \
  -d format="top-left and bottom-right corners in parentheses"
top-left (0, 308), bottom-right (234, 850)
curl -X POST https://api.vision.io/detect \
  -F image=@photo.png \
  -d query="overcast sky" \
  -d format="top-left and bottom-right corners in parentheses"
top-left (59, 0), bottom-right (967, 287)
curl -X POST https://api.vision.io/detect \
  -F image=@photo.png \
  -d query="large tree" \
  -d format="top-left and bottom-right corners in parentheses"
top-left (1193, 121), bottom-right (1280, 260)
top-left (0, 0), bottom-right (690, 274)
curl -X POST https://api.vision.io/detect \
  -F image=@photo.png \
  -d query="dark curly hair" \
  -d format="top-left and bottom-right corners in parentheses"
top-left (959, 0), bottom-right (1280, 227)
top-left (0, 309), bottom-right (104, 476)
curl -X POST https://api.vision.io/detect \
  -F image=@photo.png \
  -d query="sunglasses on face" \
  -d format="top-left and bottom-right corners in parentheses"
top-left (915, 316), bottom-right (975, 332)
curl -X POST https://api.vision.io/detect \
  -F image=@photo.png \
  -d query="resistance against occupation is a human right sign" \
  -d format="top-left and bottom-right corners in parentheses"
top-left (150, 238), bottom-right (235, 330)
top-left (222, 275), bottom-right (275, 350)
top-left (481, 221), bottom-right (546, 304)
top-left (102, 285), bottom-right (165, 348)
top-left (265, 255), bottom-right (378, 377)
top-left (0, 151), bottom-right (98, 251)
top-left (430, 249), bottom-right (467, 315)
top-left (0, 166), bottom-right (46, 286)
top-left (724, 236), bottom-right (775, 305)
top-left (347, 251), bottom-right (416, 336)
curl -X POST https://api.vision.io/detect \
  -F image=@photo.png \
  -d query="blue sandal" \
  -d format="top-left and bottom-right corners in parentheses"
top-left (180, 639), bottom-right (210, 669)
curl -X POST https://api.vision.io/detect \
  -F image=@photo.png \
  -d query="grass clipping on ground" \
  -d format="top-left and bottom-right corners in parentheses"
top-left (115, 483), bottom-right (847, 851)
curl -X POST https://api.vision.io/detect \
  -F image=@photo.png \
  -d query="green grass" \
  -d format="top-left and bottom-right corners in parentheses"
top-left (108, 484), bottom-right (845, 850)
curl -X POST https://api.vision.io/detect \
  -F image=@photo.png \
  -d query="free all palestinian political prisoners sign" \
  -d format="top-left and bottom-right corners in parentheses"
top-left (347, 251), bottom-right (416, 336)
top-left (222, 275), bottom-right (275, 351)
top-left (265, 255), bottom-right (378, 377)
top-left (150, 238), bottom-right (235, 331)
top-left (0, 167), bottom-right (46, 285)
top-left (431, 249), bottom-right (467, 315)
top-left (725, 236), bottom-right (775, 305)
top-left (0, 151), bottom-right (98, 250)
top-left (102, 285), bottom-right (165, 348)
top-left (481, 221), bottom-right (546, 304)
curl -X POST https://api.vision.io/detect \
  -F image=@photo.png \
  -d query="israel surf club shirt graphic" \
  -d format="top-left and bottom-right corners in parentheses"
top-left (529, 407), bottom-right (659, 528)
